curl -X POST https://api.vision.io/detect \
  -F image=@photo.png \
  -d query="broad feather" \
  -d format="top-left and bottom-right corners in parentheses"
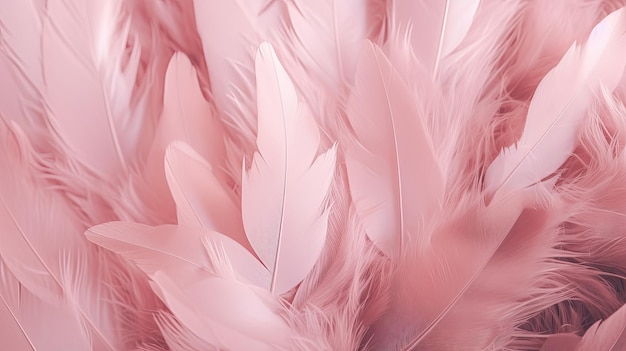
top-left (242, 42), bottom-right (337, 295)
top-left (344, 41), bottom-right (443, 260)
top-left (485, 7), bottom-right (626, 202)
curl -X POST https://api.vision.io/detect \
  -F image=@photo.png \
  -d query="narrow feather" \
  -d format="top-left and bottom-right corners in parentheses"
top-left (242, 42), bottom-right (336, 295)
top-left (390, 0), bottom-right (480, 77)
top-left (344, 41), bottom-right (443, 259)
top-left (485, 7), bottom-right (626, 202)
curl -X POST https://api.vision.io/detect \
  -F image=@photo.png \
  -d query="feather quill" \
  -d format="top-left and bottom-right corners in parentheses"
top-left (389, 0), bottom-right (480, 77)
top-left (485, 7), bottom-right (626, 202)
top-left (242, 42), bottom-right (336, 295)
top-left (344, 41), bottom-right (443, 259)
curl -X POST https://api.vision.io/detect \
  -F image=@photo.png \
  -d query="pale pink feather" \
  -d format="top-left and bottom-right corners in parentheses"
top-left (344, 41), bottom-right (443, 259)
top-left (389, 0), bottom-right (480, 77)
top-left (150, 271), bottom-right (293, 350)
top-left (242, 42), bottom-right (336, 295)
top-left (485, 7), bottom-right (626, 202)
top-left (164, 142), bottom-right (248, 248)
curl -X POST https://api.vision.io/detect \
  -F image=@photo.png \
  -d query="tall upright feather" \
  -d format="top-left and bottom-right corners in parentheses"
top-left (242, 43), bottom-right (336, 295)
top-left (344, 41), bottom-right (444, 259)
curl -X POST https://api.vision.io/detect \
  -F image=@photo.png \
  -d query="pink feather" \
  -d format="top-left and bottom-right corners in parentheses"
top-left (242, 42), bottom-right (336, 295)
top-left (389, 0), bottom-right (480, 77)
top-left (485, 7), bottom-right (626, 202)
top-left (344, 41), bottom-right (443, 260)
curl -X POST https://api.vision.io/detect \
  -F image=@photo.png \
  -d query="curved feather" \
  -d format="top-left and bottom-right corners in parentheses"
top-left (344, 41), bottom-right (443, 260)
top-left (390, 0), bottom-right (480, 77)
top-left (242, 42), bottom-right (336, 295)
top-left (85, 222), bottom-right (269, 289)
top-left (485, 7), bottom-right (626, 202)
top-left (164, 142), bottom-right (248, 249)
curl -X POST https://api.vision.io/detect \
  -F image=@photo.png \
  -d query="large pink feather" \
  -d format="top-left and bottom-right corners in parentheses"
top-left (242, 42), bottom-right (336, 295)
top-left (344, 41), bottom-right (443, 260)
top-left (485, 7), bottom-right (626, 202)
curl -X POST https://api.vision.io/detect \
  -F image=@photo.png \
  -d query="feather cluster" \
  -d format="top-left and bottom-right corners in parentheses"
top-left (4, 0), bottom-right (626, 350)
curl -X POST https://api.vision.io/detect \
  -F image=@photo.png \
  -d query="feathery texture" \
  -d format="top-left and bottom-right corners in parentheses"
top-left (5, 1), bottom-right (626, 350)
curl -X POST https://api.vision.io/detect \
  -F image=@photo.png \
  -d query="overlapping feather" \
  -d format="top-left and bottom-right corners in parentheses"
top-left (485, 7), bottom-right (626, 202)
